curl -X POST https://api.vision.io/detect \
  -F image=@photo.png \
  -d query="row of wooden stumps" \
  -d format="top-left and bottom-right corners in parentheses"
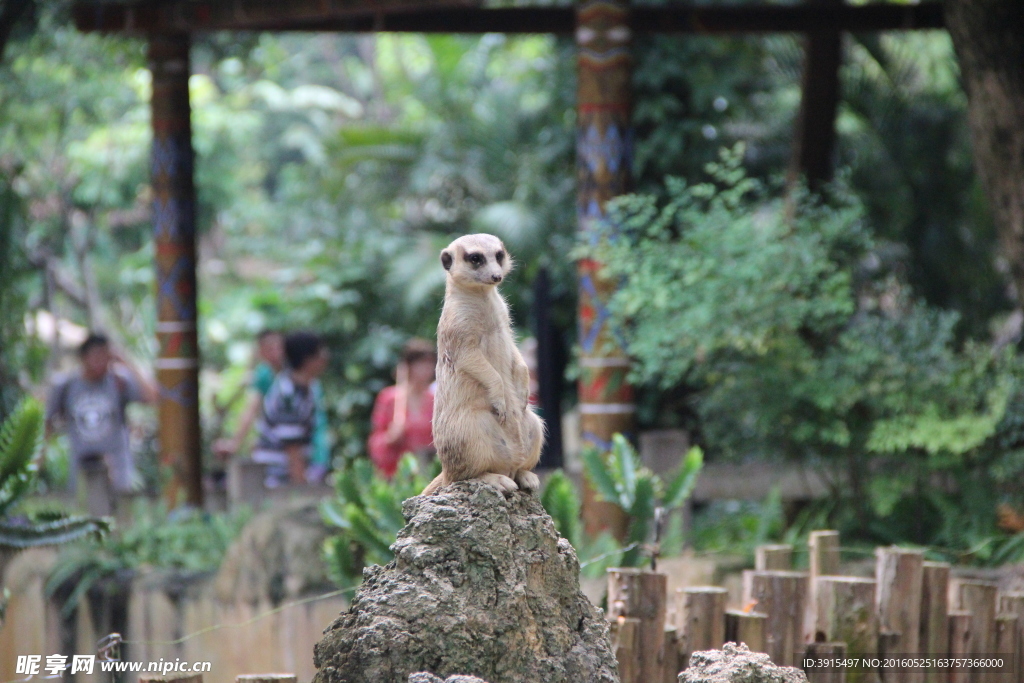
top-left (607, 530), bottom-right (1024, 683)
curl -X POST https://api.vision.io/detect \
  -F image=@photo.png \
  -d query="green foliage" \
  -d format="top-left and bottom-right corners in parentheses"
top-left (581, 433), bottom-right (703, 567)
top-left (538, 469), bottom-right (622, 579)
top-left (46, 502), bottom-right (251, 616)
top-left (582, 152), bottom-right (1024, 554)
top-left (321, 454), bottom-right (439, 587)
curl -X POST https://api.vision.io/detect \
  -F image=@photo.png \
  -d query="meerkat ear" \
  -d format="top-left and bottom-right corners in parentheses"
top-left (441, 249), bottom-right (453, 271)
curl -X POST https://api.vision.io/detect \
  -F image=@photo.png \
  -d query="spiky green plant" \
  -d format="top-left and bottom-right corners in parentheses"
top-left (540, 469), bottom-right (623, 579)
top-left (582, 433), bottom-right (703, 566)
top-left (0, 398), bottom-right (111, 627)
top-left (321, 454), bottom-right (439, 588)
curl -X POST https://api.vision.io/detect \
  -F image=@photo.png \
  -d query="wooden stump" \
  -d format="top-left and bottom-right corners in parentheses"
top-left (813, 577), bottom-right (878, 683)
top-left (994, 615), bottom-right (1017, 683)
top-left (948, 610), bottom-right (972, 683)
top-left (743, 569), bottom-right (809, 667)
top-left (662, 626), bottom-right (681, 683)
top-left (804, 641), bottom-right (847, 683)
top-left (610, 616), bottom-right (641, 683)
top-left (998, 593), bottom-right (1024, 683)
top-left (676, 586), bottom-right (727, 669)
top-left (951, 580), bottom-right (998, 683)
top-left (806, 531), bottom-right (841, 642)
top-left (725, 609), bottom-right (767, 654)
top-left (875, 547), bottom-right (924, 683)
top-left (756, 544), bottom-right (794, 571)
top-left (919, 562), bottom-right (950, 683)
top-left (608, 569), bottom-right (668, 683)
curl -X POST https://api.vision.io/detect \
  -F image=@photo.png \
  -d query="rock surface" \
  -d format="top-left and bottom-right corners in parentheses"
top-left (215, 500), bottom-right (335, 604)
top-left (680, 643), bottom-right (808, 683)
top-left (408, 675), bottom-right (490, 683)
top-left (312, 480), bottom-right (619, 683)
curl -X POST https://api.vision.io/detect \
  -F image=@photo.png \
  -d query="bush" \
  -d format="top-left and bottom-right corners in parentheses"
top-left (580, 146), bottom-right (1024, 556)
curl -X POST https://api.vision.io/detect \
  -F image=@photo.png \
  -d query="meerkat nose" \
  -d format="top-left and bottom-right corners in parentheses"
top-left (491, 274), bottom-right (502, 283)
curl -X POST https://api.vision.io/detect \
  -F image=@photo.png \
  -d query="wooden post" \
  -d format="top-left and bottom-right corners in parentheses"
top-left (948, 610), bottom-right (972, 683)
top-left (662, 626), bottom-right (681, 683)
top-left (951, 580), bottom-right (998, 683)
top-left (920, 562), bottom-right (950, 683)
top-left (139, 676), bottom-right (202, 683)
top-left (806, 530), bottom-right (841, 643)
top-left (998, 593), bottom-right (1024, 683)
top-left (608, 569), bottom-right (667, 683)
top-left (236, 677), bottom-right (297, 683)
top-left (789, 0), bottom-right (843, 190)
top-left (742, 570), bottom-right (809, 666)
top-left (813, 577), bottom-right (878, 683)
top-left (804, 641), bottom-right (847, 683)
top-left (676, 586), bottom-right (727, 669)
top-left (610, 616), bottom-right (641, 683)
top-left (875, 547), bottom-right (924, 683)
top-left (995, 610), bottom-right (1019, 679)
top-left (756, 544), bottom-right (793, 571)
top-left (149, 32), bottom-right (203, 508)
top-left (725, 609), bottom-right (767, 653)
top-left (576, 0), bottom-right (635, 538)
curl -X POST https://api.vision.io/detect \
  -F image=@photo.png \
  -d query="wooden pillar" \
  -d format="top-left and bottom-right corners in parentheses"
top-left (676, 586), bottom-right (727, 669)
top-left (149, 33), bottom-right (203, 508)
top-left (743, 570), bottom-right (809, 667)
top-left (576, 0), bottom-right (635, 536)
top-left (789, 0), bottom-right (843, 190)
top-left (919, 562), bottom-right (950, 683)
top-left (875, 547), bottom-right (923, 683)
top-left (813, 577), bottom-right (878, 683)
top-left (608, 569), bottom-right (668, 683)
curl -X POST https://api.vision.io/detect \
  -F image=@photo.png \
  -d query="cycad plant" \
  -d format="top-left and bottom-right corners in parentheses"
top-left (582, 433), bottom-right (703, 567)
top-left (0, 398), bottom-right (110, 627)
top-left (321, 454), bottom-right (439, 588)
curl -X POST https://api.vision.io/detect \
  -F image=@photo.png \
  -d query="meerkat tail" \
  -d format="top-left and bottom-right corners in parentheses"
top-left (421, 473), bottom-right (447, 496)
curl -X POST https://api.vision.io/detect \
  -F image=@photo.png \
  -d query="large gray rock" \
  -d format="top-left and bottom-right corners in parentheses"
top-left (680, 643), bottom-right (808, 683)
top-left (313, 480), bottom-right (619, 683)
top-left (408, 675), bottom-right (489, 683)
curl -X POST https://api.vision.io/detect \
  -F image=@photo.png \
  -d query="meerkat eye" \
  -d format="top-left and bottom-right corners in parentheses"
top-left (495, 251), bottom-right (505, 265)
top-left (466, 253), bottom-right (484, 267)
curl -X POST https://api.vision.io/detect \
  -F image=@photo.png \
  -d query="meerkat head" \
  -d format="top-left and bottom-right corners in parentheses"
top-left (440, 233), bottom-right (513, 290)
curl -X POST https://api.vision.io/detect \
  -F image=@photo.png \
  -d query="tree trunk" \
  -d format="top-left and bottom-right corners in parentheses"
top-left (945, 0), bottom-right (1024, 305)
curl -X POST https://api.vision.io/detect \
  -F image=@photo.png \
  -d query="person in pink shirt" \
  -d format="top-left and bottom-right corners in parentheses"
top-left (368, 338), bottom-right (436, 478)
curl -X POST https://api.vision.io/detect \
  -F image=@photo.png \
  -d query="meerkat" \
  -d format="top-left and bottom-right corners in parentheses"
top-left (422, 233), bottom-right (545, 496)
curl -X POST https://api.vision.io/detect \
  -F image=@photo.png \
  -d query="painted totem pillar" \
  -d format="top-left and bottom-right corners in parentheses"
top-left (576, 0), bottom-right (635, 535)
top-left (149, 34), bottom-right (203, 508)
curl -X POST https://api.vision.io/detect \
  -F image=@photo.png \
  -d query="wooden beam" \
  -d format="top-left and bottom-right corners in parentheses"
top-left (74, 3), bottom-right (945, 35)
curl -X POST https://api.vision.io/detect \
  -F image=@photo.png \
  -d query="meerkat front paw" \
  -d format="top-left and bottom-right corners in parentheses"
top-left (476, 472), bottom-right (519, 493)
top-left (514, 470), bottom-right (540, 493)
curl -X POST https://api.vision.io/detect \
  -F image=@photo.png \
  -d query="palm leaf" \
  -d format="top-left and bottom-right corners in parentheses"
top-left (0, 398), bottom-right (43, 483)
top-left (661, 445), bottom-right (704, 510)
top-left (581, 445), bottom-right (621, 506)
top-left (0, 515), bottom-right (110, 549)
top-left (612, 433), bottom-right (638, 510)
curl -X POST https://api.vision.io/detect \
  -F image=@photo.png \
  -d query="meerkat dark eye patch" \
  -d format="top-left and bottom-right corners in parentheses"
top-left (496, 251), bottom-right (505, 265)
top-left (465, 252), bottom-right (484, 267)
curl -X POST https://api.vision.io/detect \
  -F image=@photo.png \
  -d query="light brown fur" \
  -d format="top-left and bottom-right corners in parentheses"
top-left (422, 234), bottom-right (545, 496)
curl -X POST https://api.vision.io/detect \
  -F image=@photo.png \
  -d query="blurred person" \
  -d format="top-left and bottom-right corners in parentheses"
top-left (252, 331), bottom-right (329, 486)
top-left (215, 329), bottom-right (332, 480)
top-left (368, 339), bottom-right (437, 478)
top-left (214, 329), bottom-right (284, 458)
top-left (45, 332), bottom-right (158, 503)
